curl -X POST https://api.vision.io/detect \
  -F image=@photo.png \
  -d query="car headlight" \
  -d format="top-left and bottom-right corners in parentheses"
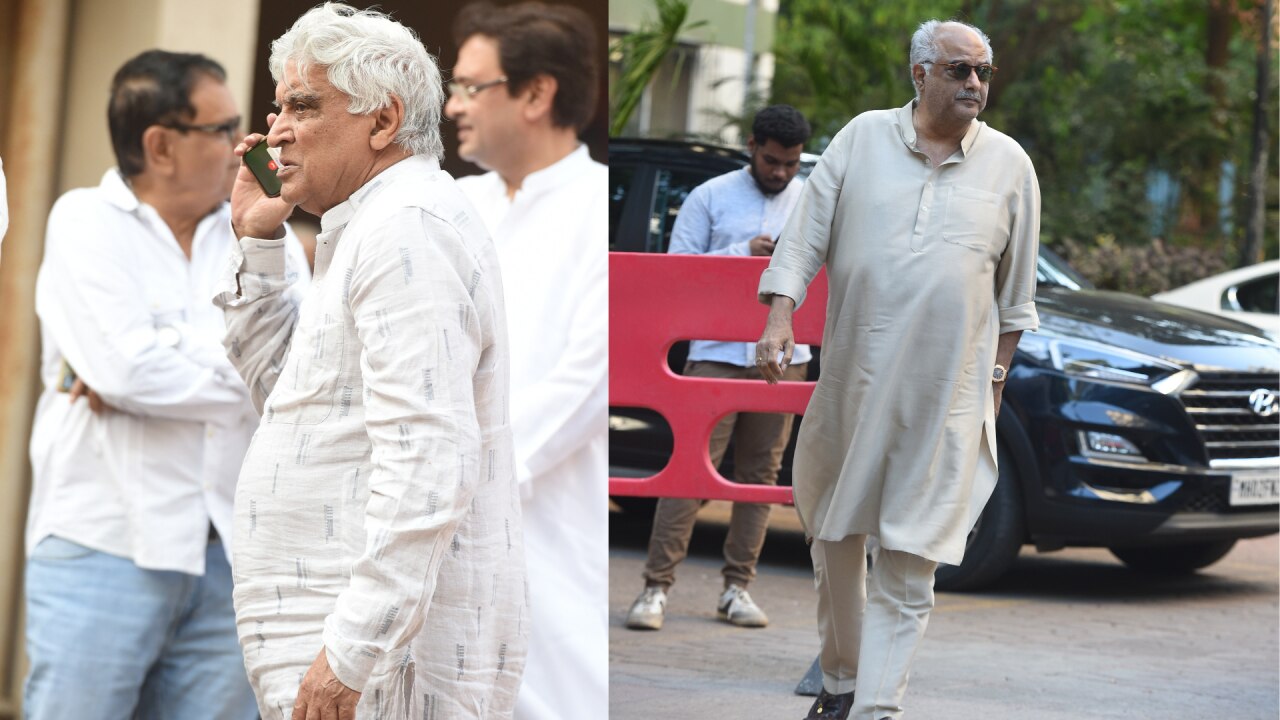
top-left (1018, 333), bottom-right (1197, 394)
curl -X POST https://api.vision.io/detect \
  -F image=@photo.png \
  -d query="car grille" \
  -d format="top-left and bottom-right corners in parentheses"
top-left (1178, 485), bottom-right (1228, 513)
top-left (1180, 372), bottom-right (1280, 461)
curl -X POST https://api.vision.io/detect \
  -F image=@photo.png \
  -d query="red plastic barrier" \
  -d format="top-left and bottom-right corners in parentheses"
top-left (608, 252), bottom-right (828, 503)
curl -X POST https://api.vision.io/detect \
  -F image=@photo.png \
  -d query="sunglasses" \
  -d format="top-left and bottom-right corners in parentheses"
top-left (926, 62), bottom-right (997, 83)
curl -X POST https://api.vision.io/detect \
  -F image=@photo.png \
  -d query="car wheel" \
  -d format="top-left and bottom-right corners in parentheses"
top-left (934, 446), bottom-right (1025, 592)
top-left (1109, 539), bottom-right (1238, 574)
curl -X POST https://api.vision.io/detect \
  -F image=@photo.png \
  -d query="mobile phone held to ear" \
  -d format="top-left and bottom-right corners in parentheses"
top-left (243, 142), bottom-right (282, 198)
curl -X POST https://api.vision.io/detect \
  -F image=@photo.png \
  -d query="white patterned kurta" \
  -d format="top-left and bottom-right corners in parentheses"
top-left (214, 156), bottom-right (528, 719)
top-left (758, 102), bottom-right (1040, 566)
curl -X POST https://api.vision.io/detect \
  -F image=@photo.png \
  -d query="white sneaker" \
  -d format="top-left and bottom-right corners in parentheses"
top-left (717, 584), bottom-right (768, 627)
top-left (625, 586), bottom-right (667, 630)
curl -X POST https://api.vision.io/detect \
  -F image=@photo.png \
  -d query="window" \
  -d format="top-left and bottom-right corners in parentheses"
top-left (646, 166), bottom-right (720, 253)
top-left (609, 164), bottom-right (636, 251)
top-left (1226, 273), bottom-right (1279, 315)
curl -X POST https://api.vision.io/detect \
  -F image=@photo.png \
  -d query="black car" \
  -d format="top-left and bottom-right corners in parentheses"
top-left (609, 137), bottom-right (1280, 591)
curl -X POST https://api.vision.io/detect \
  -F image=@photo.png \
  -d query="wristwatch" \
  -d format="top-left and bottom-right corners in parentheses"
top-left (992, 364), bottom-right (1007, 383)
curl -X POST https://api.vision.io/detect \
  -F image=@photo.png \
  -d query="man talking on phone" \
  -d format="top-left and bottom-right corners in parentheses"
top-left (215, 5), bottom-right (528, 718)
top-left (25, 50), bottom-right (306, 719)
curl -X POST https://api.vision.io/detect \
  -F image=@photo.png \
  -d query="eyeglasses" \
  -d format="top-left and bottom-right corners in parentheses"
top-left (924, 62), bottom-right (997, 83)
top-left (447, 76), bottom-right (508, 100)
top-left (162, 117), bottom-right (242, 143)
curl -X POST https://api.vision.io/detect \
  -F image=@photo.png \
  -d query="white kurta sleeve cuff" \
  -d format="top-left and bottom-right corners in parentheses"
top-left (998, 301), bottom-right (1039, 334)
top-left (758, 266), bottom-right (809, 308)
top-left (213, 235), bottom-right (289, 309)
top-left (322, 628), bottom-right (380, 693)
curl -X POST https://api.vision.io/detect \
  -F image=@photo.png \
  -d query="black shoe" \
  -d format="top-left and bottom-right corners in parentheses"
top-left (804, 689), bottom-right (854, 719)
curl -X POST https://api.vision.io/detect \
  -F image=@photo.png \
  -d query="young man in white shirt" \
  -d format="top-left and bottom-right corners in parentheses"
top-left (444, 5), bottom-right (607, 719)
top-left (25, 49), bottom-right (305, 719)
top-left (624, 105), bottom-right (812, 633)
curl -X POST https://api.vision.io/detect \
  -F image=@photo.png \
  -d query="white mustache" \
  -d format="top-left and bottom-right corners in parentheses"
top-left (956, 91), bottom-right (982, 101)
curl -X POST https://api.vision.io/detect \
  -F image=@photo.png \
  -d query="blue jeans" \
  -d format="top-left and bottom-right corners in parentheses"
top-left (24, 536), bottom-right (258, 720)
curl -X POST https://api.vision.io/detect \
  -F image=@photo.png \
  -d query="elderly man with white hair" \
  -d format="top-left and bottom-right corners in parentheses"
top-left (214, 4), bottom-right (527, 718)
top-left (755, 19), bottom-right (1040, 720)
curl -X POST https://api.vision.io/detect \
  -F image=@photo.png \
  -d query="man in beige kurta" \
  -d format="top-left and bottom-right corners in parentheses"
top-left (756, 20), bottom-right (1039, 720)
top-left (214, 6), bottom-right (527, 718)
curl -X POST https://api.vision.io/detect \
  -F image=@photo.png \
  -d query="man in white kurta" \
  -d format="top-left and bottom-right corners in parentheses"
top-left (756, 21), bottom-right (1039, 720)
top-left (213, 6), bottom-right (527, 718)
top-left (445, 5), bottom-right (607, 718)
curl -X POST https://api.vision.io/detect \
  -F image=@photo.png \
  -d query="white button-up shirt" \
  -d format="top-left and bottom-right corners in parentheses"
top-left (668, 166), bottom-right (812, 367)
top-left (456, 145), bottom-right (607, 720)
top-left (28, 168), bottom-right (308, 575)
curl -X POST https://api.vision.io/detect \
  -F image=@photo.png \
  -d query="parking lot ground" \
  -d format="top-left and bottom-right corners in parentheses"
top-left (609, 502), bottom-right (1280, 719)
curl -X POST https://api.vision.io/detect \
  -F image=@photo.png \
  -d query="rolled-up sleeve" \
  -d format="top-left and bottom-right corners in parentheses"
top-left (995, 159), bottom-right (1041, 333)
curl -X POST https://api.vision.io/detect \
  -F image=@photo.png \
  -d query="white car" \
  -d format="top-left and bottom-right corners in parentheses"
top-left (1153, 260), bottom-right (1280, 340)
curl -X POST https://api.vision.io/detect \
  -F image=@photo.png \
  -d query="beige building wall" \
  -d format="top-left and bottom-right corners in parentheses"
top-left (0, 1), bottom-right (260, 715)
top-left (59, 0), bottom-right (261, 193)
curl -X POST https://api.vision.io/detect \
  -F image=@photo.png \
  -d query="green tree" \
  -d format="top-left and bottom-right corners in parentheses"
top-left (771, 0), bottom-right (956, 146)
top-left (770, 0), bottom-right (1278, 289)
top-left (609, 0), bottom-right (706, 137)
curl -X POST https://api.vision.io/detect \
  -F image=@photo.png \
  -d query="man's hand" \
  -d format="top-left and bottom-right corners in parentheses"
top-left (292, 647), bottom-right (360, 720)
top-left (231, 114), bottom-right (294, 240)
top-left (756, 295), bottom-right (797, 384)
top-left (992, 330), bottom-right (1021, 420)
top-left (69, 378), bottom-right (108, 413)
top-left (748, 234), bottom-right (776, 256)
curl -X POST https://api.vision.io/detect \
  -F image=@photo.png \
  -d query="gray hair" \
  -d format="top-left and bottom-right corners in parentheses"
top-left (909, 19), bottom-right (994, 101)
top-left (269, 3), bottom-right (444, 160)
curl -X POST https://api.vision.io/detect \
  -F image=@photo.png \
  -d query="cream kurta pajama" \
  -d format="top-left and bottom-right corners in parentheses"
top-left (759, 101), bottom-right (1040, 566)
top-left (214, 156), bottom-right (528, 719)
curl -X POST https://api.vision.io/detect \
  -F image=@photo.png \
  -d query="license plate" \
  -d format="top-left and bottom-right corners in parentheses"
top-left (1229, 469), bottom-right (1280, 506)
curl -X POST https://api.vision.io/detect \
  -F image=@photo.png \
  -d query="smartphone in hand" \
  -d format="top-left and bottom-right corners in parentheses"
top-left (243, 142), bottom-right (282, 198)
top-left (56, 359), bottom-right (77, 393)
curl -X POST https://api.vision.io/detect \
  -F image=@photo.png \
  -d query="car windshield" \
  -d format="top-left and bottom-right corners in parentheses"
top-left (1036, 246), bottom-right (1094, 290)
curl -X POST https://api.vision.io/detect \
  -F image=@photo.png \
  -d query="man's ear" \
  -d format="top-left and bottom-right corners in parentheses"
top-left (520, 74), bottom-right (557, 124)
top-left (912, 64), bottom-right (927, 93)
top-left (370, 93), bottom-right (405, 151)
top-left (747, 136), bottom-right (758, 155)
top-left (140, 125), bottom-right (176, 176)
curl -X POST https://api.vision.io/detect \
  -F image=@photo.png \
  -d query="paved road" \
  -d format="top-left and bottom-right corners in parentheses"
top-left (609, 502), bottom-right (1279, 719)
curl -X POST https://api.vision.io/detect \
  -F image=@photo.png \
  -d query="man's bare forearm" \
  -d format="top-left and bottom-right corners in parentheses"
top-left (995, 331), bottom-right (1022, 370)
top-left (767, 293), bottom-right (795, 320)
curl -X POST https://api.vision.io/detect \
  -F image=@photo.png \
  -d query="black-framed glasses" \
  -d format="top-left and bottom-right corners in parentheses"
top-left (924, 62), bottom-right (997, 83)
top-left (447, 76), bottom-right (508, 100)
top-left (162, 117), bottom-right (242, 143)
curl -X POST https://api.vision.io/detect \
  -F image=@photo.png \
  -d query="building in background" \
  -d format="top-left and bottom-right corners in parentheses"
top-left (608, 0), bottom-right (780, 144)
